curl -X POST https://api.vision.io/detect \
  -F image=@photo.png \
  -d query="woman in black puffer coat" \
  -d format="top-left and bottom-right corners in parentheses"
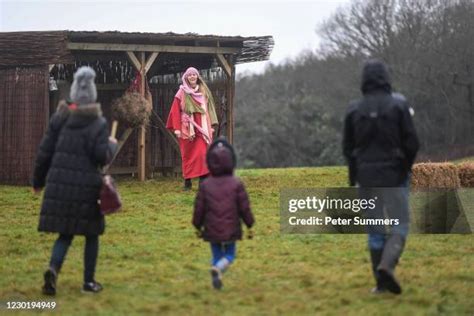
top-left (32, 66), bottom-right (117, 295)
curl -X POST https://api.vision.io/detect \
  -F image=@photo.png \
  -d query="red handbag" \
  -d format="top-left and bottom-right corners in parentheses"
top-left (100, 174), bottom-right (122, 215)
top-left (99, 120), bottom-right (121, 215)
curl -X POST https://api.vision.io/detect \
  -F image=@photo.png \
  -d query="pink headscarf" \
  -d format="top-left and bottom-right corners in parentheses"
top-left (174, 67), bottom-right (213, 144)
top-left (178, 67), bottom-right (206, 105)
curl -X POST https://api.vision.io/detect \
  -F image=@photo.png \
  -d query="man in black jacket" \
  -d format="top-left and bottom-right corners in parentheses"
top-left (343, 60), bottom-right (419, 294)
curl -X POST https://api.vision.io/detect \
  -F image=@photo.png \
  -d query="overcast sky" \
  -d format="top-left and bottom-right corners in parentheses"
top-left (0, 0), bottom-right (350, 74)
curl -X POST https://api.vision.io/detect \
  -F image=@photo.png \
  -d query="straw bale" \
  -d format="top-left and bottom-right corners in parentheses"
top-left (411, 163), bottom-right (460, 189)
top-left (111, 92), bottom-right (152, 128)
top-left (458, 162), bottom-right (474, 188)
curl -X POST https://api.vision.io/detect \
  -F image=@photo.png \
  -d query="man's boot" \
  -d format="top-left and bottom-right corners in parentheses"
top-left (369, 249), bottom-right (385, 294)
top-left (377, 234), bottom-right (405, 294)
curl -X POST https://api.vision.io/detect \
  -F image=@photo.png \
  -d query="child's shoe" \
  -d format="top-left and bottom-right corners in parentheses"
top-left (42, 268), bottom-right (57, 296)
top-left (370, 286), bottom-right (387, 294)
top-left (210, 267), bottom-right (223, 290)
top-left (82, 281), bottom-right (103, 293)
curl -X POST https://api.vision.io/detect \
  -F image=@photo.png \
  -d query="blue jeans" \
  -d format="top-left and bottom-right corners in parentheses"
top-left (210, 242), bottom-right (236, 266)
top-left (49, 234), bottom-right (99, 283)
top-left (359, 178), bottom-right (410, 250)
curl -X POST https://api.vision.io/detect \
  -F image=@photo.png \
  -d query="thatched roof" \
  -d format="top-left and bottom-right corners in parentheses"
top-left (0, 30), bottom-right (274, 68)
top-left (0, 31), bottom-right (73, 67)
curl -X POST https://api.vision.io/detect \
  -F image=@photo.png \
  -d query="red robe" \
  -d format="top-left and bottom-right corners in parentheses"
top-left (166, 97), bottom-right (210, 179)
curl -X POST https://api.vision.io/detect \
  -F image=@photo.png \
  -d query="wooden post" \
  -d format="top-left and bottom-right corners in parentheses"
top-left (226, 56), bottom-right (235, 144)
top-left (144, 53), bottom-right (159, 178)
top-left (138, 52), bottom-right (146, 181)
top-left (126, 51), bottom-right (160, 180)
top-left (215, 54), bottom-right (235, 144)
top-left (125, 51), bottom-right (145, 180)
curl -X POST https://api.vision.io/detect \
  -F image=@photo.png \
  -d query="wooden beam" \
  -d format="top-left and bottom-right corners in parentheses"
top-left (96, 83), bottom-right (128, 91)
top-left (109, 166), bottom-right (139, 175)
top-left (72, 52), bottom-right (127, 62)
top-left (152, 111), bottom-right (180, 152)
top-left (126, 51), bottom-right (141, 71)
top-left (144, 52), bottom-right (159, 73)
top-left (216, 54), bottom-right (232, 77)
top-left (103, 128), bottom-right (133, 173)
top-left (116, 128), bottom-right (134, 157)
top-left (67, 42), bottom-right (240, 54)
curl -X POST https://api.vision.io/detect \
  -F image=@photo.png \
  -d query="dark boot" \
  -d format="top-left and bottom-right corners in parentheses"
top-left (183, 179), bottom-right (192, 191)
top-left (377, 234), bottom-right (406, 294)
top-left (369, 249), bottom-right (385, 294)
top-left (42, 267), bottom-right (57, 296)
top-left (82, 281), bottom-right (103, 294)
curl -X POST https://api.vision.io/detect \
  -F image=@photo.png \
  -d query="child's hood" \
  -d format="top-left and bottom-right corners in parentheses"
top-left (206, 138), bottom-right (236, 176)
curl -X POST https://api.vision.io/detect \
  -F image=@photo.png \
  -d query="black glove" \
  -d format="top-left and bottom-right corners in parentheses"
top-left (195, 229), bottom-right (203, 238)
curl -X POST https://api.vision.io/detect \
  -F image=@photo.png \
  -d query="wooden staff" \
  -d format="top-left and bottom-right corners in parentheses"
top-left (111, 120), bottom-right (118, 138)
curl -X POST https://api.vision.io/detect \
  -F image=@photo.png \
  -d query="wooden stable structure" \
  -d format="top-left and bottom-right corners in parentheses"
top-left (0, 31), bottom-right (273, 184)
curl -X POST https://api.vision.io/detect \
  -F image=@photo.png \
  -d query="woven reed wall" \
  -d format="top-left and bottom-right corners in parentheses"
top-left (0, 66), bottom-right (49, 185)
top-left (149, 84), bottom-right (180, 172)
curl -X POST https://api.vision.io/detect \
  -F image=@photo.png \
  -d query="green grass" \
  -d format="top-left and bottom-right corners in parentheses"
top-left (453, 156), bottom-right (474, 164)
top-left (0, 166), bottom-right (473, 315)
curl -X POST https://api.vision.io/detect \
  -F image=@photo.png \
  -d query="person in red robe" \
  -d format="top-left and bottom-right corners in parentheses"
top-left (166, 67), bottom-right (218, 190)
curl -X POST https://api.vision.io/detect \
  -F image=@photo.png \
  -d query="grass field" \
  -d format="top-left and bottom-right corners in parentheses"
top-left (0, 166), bottom-right (473, 315)
top-left (454, 156), bottom-right (474, 164)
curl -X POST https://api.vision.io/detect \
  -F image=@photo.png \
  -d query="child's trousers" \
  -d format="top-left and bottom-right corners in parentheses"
top-left (210, 242), bottom-right (236, 271)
